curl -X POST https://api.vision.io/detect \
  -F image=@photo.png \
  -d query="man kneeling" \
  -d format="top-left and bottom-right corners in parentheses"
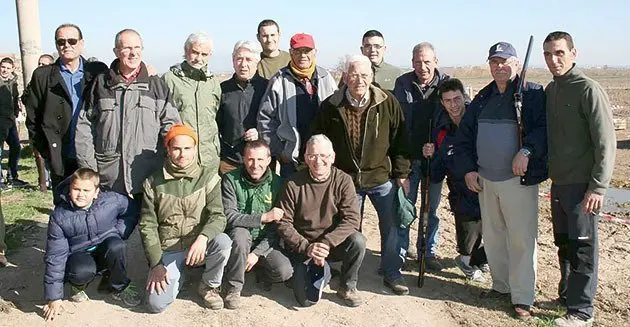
top-left (277, 134), bottom-right (366, 307)
top-left (43, 168), bottom-right (140, 322)
top-left (221, 140), bottom-right (293, 309)
top-left (139, 124), bottom-right (231, 313)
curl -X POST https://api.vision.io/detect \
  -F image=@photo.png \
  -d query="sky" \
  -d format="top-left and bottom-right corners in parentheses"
top-left (1, 0), bottom-right (629, 73)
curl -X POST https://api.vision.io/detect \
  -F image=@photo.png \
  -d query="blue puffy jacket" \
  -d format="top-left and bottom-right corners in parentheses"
top-left (43, 181), bottom-right (131, 301)
top-left (430, 115), bottom-right (480, 218)
top-left (454, 77), bottom-right (548, 186)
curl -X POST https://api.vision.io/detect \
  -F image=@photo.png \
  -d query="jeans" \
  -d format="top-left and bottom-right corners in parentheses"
top-left (405, 159), bottom-right (443, 257)
top-left (357, 180), bottom-right (402, 281)
top-left (145, 233), bottom-right (232, 313)
top-left (0, 123), bottom-right (21, 181)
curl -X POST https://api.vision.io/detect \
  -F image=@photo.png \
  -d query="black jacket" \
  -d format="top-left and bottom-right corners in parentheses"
top-left (0, 74), bottom-right (20, 127)
top-left (217, 74), bottom-right (267, 164)
top-left (24, 57), bottom-right (108, 177)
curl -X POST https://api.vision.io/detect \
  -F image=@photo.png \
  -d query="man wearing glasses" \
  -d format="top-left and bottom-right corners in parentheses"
top-left (312, 54), bottom-right (411, 296)
top-left (258, 33), bottom-right (337, 178)
top-left (25, 24), bottom-right (108, 193)
top-left (360, 30), bottom-right (403, 92)
top-left (276, 134), bottom-right (365, 307)
top-left (455, 42), bottom-right (547, 320)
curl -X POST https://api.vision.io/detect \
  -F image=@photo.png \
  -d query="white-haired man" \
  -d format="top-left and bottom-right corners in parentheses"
top-left (163, 31), bottom-right (221, 172)
top-left (312, 54), bottom-right (411, 296)
top-left (217, 41), bottom-right (268, 174)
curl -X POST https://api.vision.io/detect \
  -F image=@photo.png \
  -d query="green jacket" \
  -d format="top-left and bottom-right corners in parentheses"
top-left (312, 84), bottom-right (411, 190)
top-left (546, 65), bottom-right (616, 195)
top-left (139, 164), bottom-right (225, 267)
top-left (221, 168), bottom-right (283, 256)
top-left (163, 62), bottom-right (221, 172)
top-left (373, 61), bottom-right (404, 92)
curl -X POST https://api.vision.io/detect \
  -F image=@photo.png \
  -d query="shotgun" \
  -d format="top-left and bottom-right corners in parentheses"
top-left (514, 35), bottom-right (534, 147)
top-left (418, 119), bottom-right (432, 288)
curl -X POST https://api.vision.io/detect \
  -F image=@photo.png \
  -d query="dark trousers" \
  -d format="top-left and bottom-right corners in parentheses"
top-left (454, 214), bottom-right (487, 267)
top-left (50, 158), bottom-right (78, 204)
top-left (551, 183), bottom-right (598, 320)
top-left (291, 231), bottom-right (366, 292)
top-left (65, 236), bottom-right (129, 292)
top-left (0, 123), bottom-right (21, 180)
top-left (223, 227), bottom-right (293, 293)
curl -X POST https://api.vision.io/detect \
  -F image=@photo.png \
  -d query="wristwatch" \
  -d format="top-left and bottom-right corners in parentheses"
top-left (519, 148), bottom-right (532, 158)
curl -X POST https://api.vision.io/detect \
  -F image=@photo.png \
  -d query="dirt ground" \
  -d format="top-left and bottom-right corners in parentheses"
top-left (0, 70), bottom-right (628, 327)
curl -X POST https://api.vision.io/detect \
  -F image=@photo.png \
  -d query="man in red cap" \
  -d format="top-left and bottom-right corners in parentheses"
top-left (258, 33), bottom-right (337, 178)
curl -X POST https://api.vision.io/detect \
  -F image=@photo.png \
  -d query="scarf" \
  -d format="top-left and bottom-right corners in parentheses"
top-left (290, 61), bottom-right (316, 95)
top-left (164, 158), bottom-right (201, 179)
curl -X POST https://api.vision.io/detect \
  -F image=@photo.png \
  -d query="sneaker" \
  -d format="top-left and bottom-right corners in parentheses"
top-left (468, 269), bottom-right (488, 283)
top-left (383, 278), bottom-right (409, 295)
top-left (223, 291), bottom-right (241, 310)
top-left (0, 183), bottom-right (11, 192)
top-left (406, 247), bottom-right (418, 261)
top-left (7, 178), bottom-right (29, 188)
top-left (478, 263), bottom-right (490, 273)
top-left (425, 256), bottom-right (443, 272)
top-left (111, 283), bottom-right (141, 307)
top-left (69, 285), bottom-right (89, 302)
top-left (198, 283), bottom-right (223, 310)
top-left (554, 314), bottom-right (594, 327)
top-left (0, 252), bottom-right (8, 267)
top-left (337, 288), bottom-right (362, 307)
top-left (513, 304), bottom-right (532, 320)
top-left (454, 255), bottom-right (474, 276)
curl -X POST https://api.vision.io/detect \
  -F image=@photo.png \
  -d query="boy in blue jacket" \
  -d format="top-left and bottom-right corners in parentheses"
top-left (43, 168), bottom-right (140, 321)
top-left (424, 79), bottom-right (488, 282)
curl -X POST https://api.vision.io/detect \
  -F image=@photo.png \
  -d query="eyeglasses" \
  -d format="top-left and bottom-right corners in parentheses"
top-left (56, 38), bottom-right (79, 47)
top-left (305, 153), bottom-right (333, 161)
top-left (362, 44), bottom-right (384, 50)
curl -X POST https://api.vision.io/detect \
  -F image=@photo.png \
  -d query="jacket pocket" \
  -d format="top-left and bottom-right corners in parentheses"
top-left (95, 152), bottom-right (121, 187)
top-left (95, 100), bottom-right (120, 154)
top-left (139, 97), bottom-right (160, 150)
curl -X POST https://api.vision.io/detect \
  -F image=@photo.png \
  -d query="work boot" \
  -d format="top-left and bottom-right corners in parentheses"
top-left (223, 290), bottom-right (241, 310)
top-left (554, 314), bottom-right (594, 327)
top-left (198, 283), bottom-right (223, 310)
top-left (383, 278), bottom-right (409, 295)
top-left (111, 282), bottom-right (142, 307)
top-left (337, 288), bottom-right (362, 307)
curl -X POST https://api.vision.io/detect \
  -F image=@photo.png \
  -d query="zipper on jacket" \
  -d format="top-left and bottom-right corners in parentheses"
top-left (375, 112), bottom-right (380, 139)
top-left (194, 81), bottom-right (201, 163)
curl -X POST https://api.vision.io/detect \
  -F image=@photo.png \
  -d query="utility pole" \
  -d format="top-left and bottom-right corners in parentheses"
top-left (15, 0), bottom-right (42, 86)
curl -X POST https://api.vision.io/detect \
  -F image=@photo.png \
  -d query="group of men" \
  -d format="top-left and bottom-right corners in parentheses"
top-left (0, 18), bottom-right (616, 327)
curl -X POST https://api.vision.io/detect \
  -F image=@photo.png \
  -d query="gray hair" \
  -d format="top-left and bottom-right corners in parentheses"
top-left (412, 42), bottom-right (436, 57)
top-left (184, 31), bottom-right (213, 52)
top-left (306, 134), bottom-right (334, 151)
top-left (232, 40), bottom-right (262, 61)
top-left (343, 54), bottom-right (372, 73)
top-left (114, 29), bottom-right (142, 48)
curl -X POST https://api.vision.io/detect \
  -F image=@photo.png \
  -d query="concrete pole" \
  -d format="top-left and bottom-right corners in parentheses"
top-left (15, 0), bottom-right (42, 86)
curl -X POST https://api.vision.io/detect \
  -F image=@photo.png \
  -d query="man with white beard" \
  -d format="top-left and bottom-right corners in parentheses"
top-left (164, 31), bottom-right (222, 172)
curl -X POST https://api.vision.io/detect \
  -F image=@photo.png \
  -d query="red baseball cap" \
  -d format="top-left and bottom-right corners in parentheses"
top-left (290, 33), bottom-right (315, 49)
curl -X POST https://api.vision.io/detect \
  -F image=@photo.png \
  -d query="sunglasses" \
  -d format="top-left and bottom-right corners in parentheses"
top-left (55, 38), bottom-right (79, 47)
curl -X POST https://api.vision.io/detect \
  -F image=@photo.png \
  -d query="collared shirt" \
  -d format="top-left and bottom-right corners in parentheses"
top-left (59, 59), bottom-right (85, 158)
top-left (345, 88), bottom-right (370, 108)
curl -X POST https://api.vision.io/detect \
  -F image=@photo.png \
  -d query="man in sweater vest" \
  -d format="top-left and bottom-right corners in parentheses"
top-left (543, 31), bottom-right (616, 327)
top-left (221, 140), bottom-right (293, 309)
top-left (312, 55), bottom-right (411, 296)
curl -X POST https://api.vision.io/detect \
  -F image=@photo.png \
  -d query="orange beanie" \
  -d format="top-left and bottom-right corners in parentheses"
top-left (165, 124), bottom-right (198, 147)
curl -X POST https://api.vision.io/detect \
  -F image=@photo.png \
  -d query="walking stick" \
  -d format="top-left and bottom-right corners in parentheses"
top-left (418, 119), bottom-right (432, 288)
